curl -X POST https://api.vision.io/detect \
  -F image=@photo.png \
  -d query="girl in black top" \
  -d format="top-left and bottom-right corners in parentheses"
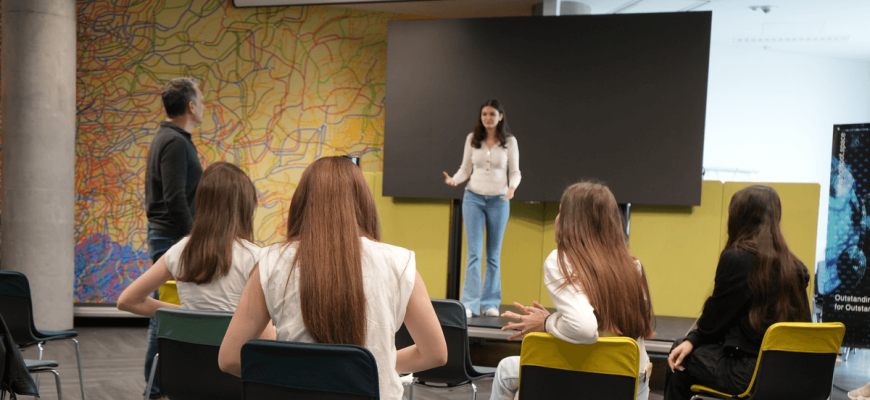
top-left (664, 185), bottom-right (811, 399)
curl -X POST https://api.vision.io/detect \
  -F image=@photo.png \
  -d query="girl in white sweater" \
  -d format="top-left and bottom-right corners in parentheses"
top-left (491, 181), bottom-right (654, 400)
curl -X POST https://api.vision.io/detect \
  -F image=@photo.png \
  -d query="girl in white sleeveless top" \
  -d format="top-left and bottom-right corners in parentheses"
top-left (219, 157), bottom-right (447, 400)
top-left (118, 162), bottom-right (267, 317)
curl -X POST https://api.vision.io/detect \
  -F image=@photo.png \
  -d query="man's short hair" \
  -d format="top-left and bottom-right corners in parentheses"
top-left (162, 78), bottom-right (199, 118)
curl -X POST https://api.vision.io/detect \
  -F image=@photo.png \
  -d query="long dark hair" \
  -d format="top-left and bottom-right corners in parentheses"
top-left (471, 99), bottom-right (513, 149)
top-left (176, 161), bottom-right (257, 284)
top-left (284, 156), bottom-right (381, 346)
top-left (555, 182), bottom-right (654, 340)
top-left (724, 185), bottom-right (811, 333)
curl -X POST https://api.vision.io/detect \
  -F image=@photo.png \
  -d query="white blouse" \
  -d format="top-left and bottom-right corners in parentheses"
top-left (163, 236), bottom-right (260, 312)
top-left (258, 238), bottom-right (417, 400)
top-left (451, 133), bottom-right (521, 196)
top-left (542, 250), bottom-right (650, 373)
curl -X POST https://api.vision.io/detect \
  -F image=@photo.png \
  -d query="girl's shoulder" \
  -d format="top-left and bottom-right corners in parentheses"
top-left (235, 238), bottom-right (262, 253)
top-left (361, 237), bottom-right (414, 260)
top-left (543, 249), bottom-right (566, 275)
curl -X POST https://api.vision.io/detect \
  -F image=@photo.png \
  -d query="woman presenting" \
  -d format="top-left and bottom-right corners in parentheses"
top-left (443, 99), bottom-right (521, 318)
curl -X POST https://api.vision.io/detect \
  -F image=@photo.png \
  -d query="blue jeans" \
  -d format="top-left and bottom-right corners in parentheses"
top-left (461, 190), bottom-right (510, 314)
top-left (144, 227), bottom-right (184, 399)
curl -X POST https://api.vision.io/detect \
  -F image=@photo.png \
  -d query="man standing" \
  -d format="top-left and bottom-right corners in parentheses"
top-left (142, 77), bottom-right (204, 400)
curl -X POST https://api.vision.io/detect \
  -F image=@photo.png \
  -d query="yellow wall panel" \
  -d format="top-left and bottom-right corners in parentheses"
top-left (719, 182), bottom-right (820, 300)
top-left (367, 177), bottom-right (820, 317)
top-left (367, 172), bottom-right (451, 298)
top-left (629, 181), bottom-right (724, 318)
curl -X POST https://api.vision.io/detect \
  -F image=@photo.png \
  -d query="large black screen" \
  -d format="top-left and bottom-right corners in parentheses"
top-left (383, 12), bottom-right (710, 205)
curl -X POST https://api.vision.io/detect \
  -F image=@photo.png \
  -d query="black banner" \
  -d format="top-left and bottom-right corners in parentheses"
top-left (819, 123), bottom-right (870, 348)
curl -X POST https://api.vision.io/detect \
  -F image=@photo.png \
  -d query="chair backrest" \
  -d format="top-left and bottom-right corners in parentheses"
top-left (154, 308), bottom-right (240, 400)
top-left (395, 299), bottom-right (473, 386)
top-left (240, 339), bottom-right (379, 400)
top-left (0, 271), bottom-right (41, 348)
top-left (742, 322), bottom-right (845, 400)
top-left (518, 332), bottom-right (640, 400)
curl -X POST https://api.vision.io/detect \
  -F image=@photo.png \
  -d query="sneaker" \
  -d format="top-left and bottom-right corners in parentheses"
top-left (466, 308), bottom-right (472, 318)
top-left (484, 308), bottom-right (500, 317)
top-left (849, 382), bottom-right (870, 400)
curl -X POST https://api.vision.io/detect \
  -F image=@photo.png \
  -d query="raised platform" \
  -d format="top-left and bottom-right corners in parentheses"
top-left (467, 305), bottom-right (695, 354)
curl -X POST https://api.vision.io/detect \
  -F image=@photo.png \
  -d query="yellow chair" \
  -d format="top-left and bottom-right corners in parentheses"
top-left (158, 280), bottom-right (181, 306)
top-left (518, 332), bottom-right (640, 400)
top-left (690, 322), bottom-right (845, 400)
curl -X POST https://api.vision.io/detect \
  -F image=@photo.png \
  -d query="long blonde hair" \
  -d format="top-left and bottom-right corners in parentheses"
top-left (556, 182), bottom-right (654, 339)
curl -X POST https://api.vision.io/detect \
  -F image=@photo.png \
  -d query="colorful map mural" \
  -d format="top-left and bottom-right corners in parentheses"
top-left (73, 0), bottom-right (392, 302)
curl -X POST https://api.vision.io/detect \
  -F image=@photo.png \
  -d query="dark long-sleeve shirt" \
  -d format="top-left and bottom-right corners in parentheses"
top-left (145, 121), bottom-right (203, 236)
top-left (685, 249), bottom-right (809, 356)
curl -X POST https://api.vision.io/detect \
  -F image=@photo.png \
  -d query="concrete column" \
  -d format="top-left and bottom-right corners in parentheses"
top-left (2, 0), bottom-right (77, 330)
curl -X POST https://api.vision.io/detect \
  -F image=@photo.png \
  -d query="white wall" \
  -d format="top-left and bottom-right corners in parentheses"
top-left (702, 45), bottom-right (870, 264)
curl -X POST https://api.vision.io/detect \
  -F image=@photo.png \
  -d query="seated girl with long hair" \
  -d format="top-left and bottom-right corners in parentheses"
top-left (664, 185), bottom-right (811, 399)
top-left (491, 181), bottom-right (655, 400)
top-left (118, 162), bottom-right (271, 327)
top-left (219, 156), bottom-right (447, 400)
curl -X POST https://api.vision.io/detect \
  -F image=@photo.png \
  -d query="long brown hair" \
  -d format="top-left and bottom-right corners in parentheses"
top-left (724, 185), bottom-right (811, 333)
top-left (471, 99), bottom-right (513, 149)
top-left (555, 182), bottom-right (654, 340)
top-left (176, 161), bottom-right (257, 284)
top-left (285, 156), bottom-right (380, 346)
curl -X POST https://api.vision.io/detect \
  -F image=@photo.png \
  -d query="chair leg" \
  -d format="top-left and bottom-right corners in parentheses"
top-left (409, 381), bottom-right (415, 400)
top-left (144, 353), bottom-right (159, 400)
top-left (36, 342), bottom-right (45, 390)
top-left (471, 382), bottom-right (477, 400)
top-left (30, 369), bottom-right (63, 400)
top-left (70, 338), bottom-right (87, 400)
top-left (49, 369), bottom-right (64, 400)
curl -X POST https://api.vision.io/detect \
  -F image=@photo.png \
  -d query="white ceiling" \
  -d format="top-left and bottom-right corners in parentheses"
top-left (342, 0), bottom-right (870, 61)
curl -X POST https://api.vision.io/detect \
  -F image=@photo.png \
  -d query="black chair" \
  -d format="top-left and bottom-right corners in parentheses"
top-left (241, 339), bottom-right (379, 399)
top-left (690, 322), bottom-right (846, 400)
top-left (396, 299), bottom-right (495, 400)
top-left (145, 308), bottom-right (240, 400)
top-left (1, 312), bottom-right (63, 400)
top-left (518, 333), bottom-right (640, 400)
top-left (0, 271), bottom-right (84, 400)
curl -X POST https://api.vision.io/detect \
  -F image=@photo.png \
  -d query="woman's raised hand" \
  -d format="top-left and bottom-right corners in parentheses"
top-left (443, 171), bottom-right (458, 187)
top-left (501, 301), bottom-right (550, 340)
